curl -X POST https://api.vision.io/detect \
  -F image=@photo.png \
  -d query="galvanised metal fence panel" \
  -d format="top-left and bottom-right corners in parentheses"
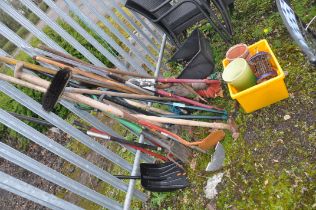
top-left (0, 171), bottom-right (84, 210)
top-left (0, 106), bottom-right (147, 202)
top-left (0, 142), bottom-right (123, 210)
top-left (0, 0), bottom-right (168, 208)
top-left (0, 23), bottom-right (153, 163)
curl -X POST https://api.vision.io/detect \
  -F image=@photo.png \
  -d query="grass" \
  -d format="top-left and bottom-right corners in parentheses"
top-left (145, 0), bottom-right (316, 209)
top-left (1, 0), bottom-right (315, 209)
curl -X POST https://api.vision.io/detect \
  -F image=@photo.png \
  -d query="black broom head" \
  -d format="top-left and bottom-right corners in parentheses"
top-left (42, 68), bottom-right (72, 112)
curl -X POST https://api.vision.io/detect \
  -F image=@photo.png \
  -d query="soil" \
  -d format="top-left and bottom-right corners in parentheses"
top-left (0, 129), bottom-right (70, 210)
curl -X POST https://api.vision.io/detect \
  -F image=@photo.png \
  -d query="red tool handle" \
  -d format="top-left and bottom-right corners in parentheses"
top-left (156, 89), bottom-right (223, 110)
top-left (129, 145), bottom-right (168, 161)
top-left (139, 120), bottom-right (192, 146)
top-left (90, 128), bottom-right (168, 161)
top-left (157, 78), bottom-right (220, 84)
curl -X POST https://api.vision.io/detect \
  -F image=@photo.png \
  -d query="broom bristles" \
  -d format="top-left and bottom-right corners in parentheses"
top-left (42, 68), bottom-right (72, 112)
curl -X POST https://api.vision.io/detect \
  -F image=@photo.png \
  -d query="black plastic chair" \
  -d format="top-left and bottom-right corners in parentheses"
top-left (125, 0), bottom-right (232, 47)
top-left (168, 29), bottom-right (214, 79)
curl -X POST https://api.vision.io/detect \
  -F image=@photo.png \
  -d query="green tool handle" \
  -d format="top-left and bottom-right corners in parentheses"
top-left (116, 118), bottom-right (143, 135)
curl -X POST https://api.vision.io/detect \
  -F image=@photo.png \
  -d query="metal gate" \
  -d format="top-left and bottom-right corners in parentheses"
top-left (0, 0), bottom-right (167, 209)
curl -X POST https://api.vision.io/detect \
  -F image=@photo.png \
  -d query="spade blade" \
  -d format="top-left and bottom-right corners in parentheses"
top-left (206, 142), bottom-right (225, 172)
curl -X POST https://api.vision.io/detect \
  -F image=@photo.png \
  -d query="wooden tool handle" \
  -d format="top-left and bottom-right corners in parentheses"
top-left (35, 56), bottom-right (143, 94)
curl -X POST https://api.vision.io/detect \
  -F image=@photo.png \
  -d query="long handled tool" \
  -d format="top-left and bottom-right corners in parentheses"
top-left (87, 128), bottom-right (159, 151)
top-left (138, 100), bottom-right (227, 115)
top-left (12, 67), bottom-right (234, 130)
top-left (87, 128), bottom-right (168, 161)
top-left (129, 79), bottom-right (223, 111)
top-left (35, 56), bottom-right (149, 95)
top-left (0, 67), bottom-right (239, 144)
top-left (0, 56), bottom-right (144, 94)
top-left (36, 44), bottom-right (154, 78)
top-left (129, 78), bottom-right (221, 86)
top-left (114, 118), bottom-right (192, 163)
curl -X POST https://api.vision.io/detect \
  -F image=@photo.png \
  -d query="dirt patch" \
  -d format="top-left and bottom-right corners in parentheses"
top-left (0, 129), bottom-right (70, 210)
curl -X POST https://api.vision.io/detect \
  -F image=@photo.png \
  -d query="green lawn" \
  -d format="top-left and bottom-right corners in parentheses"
top-left (146, 0), bottom-right (316, 209)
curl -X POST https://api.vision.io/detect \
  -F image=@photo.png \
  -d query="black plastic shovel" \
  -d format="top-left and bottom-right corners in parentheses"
top-left (115, 162), bottom-right (189, 192)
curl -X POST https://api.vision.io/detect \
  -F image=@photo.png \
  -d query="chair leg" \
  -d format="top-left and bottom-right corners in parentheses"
top-left (193, 2), bottom-right (232, 43)
top-left (212, 0), bottom-right (233, 35)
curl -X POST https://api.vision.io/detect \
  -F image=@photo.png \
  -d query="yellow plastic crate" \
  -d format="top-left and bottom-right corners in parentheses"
top-left (222, 39), bottom-right (289, 113)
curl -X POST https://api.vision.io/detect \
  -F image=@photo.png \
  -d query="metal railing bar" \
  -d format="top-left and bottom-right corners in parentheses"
top-left (0, 106), bottom-right (147, 201)
top-left (0, 142), bottom-right (123, 210)
top-left (123, 135), bottom-right (145, 210)
top-left (123, 34), bottom-right (167, 210)
top-left (0, 171), bottom-right (84, 210)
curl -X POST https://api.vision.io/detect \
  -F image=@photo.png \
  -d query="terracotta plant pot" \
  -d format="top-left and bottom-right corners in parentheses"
top-left (226, 44), bottom-right (251, 62)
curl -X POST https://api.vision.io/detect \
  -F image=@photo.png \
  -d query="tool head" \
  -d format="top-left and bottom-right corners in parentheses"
top-left (140, 162), bottom-right (190, 192)
top-left (198, 130), bottom-right (226, 151)
top-left (42, 68), bottom-right (72, 112)
top-left (140, 161), bottom-right (184, 177)
top-left (206, 142), bottom-right (225, 172)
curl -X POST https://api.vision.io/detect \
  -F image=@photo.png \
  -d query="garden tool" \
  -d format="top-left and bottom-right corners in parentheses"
top-left (138, 100), bottom-right (227, 117)
top-left (129, 78), bottom-right (223, 111)
top-left (140, 161), bottom-right (183, 175)
top-left (116, 118), bottom-right (192, 163)
top-left (2, 70), bottom-right (238, 139)
top-left (34, 45), bottom-right (153, 78)
top-left (129, 78), bottom-right (220, 86)
top-left (115, 162), bottom-right (189, 192)
top-left (0, 56), bottom-right (133, 92)
top-left (87, 129), bottom-right (168, 161)
top-left (162, 115), bottom-right (228, 120)
top-left (87, 128), bottom-right (160, 151)
top-left (8, 112), bottom-right (53, 127)
top-left (99, 94), bottom-right (160, 116)
top-left (205, 142), bottom-right (225, 172)
top-left (34, 56), bottom-right (148, 94)
top-left (58, 87), bottom-right (176, 102)
top-left (122, 99), bottom-right (173, 115)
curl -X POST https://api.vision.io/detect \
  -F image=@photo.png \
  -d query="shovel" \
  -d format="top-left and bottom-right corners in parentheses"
top-left (115, 162), bottom-right (189, 192)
